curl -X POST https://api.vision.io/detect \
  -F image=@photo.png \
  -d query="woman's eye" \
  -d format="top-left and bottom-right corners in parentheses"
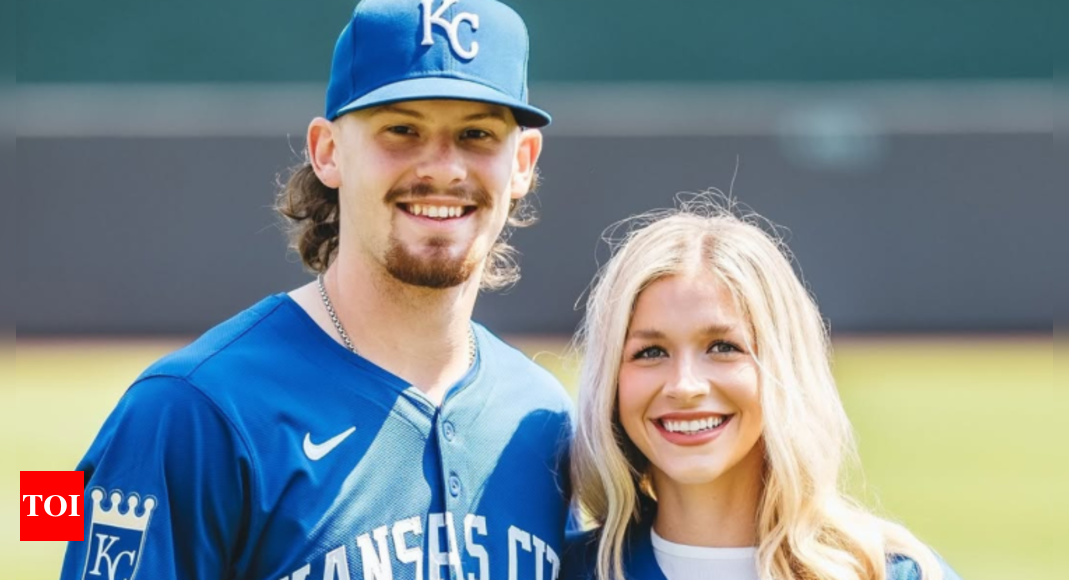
top-left (632, 346), bottom-right (667, 360)
top-left (708, 341), bottom-right (742, 355)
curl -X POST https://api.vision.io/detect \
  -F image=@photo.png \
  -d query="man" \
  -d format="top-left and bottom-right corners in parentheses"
top-left (61, 1), bottom-right (573, 579)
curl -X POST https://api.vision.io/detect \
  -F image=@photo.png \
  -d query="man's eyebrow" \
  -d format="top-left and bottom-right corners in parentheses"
top-left (462, 109), bottom-right (511, 123)
top-left (367, 105), bottom-right (426, 119)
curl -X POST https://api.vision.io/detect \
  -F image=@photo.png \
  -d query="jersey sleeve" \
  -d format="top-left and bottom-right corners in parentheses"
top-left (935, 552), bottom-right (964, 580)
top-left (886, 552), bottom-right (965, 580)
top-left (60, 376), bottom-right (255, 580)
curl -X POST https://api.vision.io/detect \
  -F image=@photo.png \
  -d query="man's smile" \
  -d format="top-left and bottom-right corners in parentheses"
top-left (397, 201), bottom-right (478, 220)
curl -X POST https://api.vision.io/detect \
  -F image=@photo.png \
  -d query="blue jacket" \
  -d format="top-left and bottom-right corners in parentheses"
top-left (561, 520), bottom-right (963, 580)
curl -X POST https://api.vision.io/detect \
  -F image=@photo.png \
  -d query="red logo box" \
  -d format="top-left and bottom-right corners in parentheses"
top-left (20, 471), bottom-right (85, 541)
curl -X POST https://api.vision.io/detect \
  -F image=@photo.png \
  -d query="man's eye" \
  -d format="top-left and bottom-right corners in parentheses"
top-left (387, 125), bottom-right (416, 136)
top-left (632, 346), bottom-right (667, 360)
top-left (461, 128), bottom-right (491, 140)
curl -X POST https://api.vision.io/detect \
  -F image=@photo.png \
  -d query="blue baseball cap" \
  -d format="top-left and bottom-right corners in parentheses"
top-left (325, 0), bottom-right (551, 127)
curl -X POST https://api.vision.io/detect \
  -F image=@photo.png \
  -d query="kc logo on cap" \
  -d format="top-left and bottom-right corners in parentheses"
top-left (325, 0), bottom-right (551, 127)
top-left (421, 0), bottom-right (480, 60)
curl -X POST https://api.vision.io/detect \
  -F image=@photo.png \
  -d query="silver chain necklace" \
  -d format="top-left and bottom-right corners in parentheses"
top-left (317, 273), bottom-right (476, 366)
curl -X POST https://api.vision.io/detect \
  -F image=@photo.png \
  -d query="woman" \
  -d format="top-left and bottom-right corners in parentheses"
top-left (564, 200), bottom-right (961, 580)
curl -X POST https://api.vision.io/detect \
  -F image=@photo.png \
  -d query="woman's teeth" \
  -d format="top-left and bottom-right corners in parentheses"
top-left (661, 416), bottom-right (727, 434)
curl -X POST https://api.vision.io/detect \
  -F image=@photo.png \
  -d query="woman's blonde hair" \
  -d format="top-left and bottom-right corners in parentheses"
top-left (571, 194), bottom-right (942, 580)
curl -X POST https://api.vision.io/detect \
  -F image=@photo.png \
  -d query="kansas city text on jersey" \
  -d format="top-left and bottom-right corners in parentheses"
top-left (277, 512), bottom-right (559, 580)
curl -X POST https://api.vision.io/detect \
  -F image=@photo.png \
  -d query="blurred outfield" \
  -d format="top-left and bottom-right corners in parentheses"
top-left (10, 336), bottom-right (1055, 580)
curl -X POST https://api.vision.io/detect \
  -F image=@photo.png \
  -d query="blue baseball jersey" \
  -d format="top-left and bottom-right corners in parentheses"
top-left (561, 521), bottom-right (964, 580)
top-left (61, 294), bottom-right (574, 580)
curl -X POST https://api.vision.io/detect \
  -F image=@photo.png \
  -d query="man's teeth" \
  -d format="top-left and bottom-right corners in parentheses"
top-left (406, 204), bottom-right (466, 218)
top-left (662, 416), bottom-right (726, 434)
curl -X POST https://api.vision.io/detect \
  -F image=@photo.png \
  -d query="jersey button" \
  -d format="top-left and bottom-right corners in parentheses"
top-left (448, 474), bottom-right (462, 497)
top-left (442, 421), bottom-right (456, 441)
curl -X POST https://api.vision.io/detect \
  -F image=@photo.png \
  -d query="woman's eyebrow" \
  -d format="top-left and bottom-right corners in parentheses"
top-left (627, 323), bottom-right (740, 341)
top-left (698, 323), bottom-right (738, 337)
top-left (627, 328), bottom-right (663, 340)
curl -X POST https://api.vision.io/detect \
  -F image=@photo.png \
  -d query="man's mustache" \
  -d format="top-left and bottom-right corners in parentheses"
top-left (385, 182), bottom-right (493, 208)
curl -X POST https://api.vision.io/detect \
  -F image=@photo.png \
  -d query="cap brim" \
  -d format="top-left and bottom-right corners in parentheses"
top-left (332, 77), bottom-right (551, 128)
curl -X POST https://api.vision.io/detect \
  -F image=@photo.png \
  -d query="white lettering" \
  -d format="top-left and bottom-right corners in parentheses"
top-left (356, 525), bottom-right (393, 580)
top-left (323, 546), bottom-right (352, 580)
top-left (464, 514), bottom-right (489, 580)
top-left (428, 514), bottom-right (447, 580)
top-left (532, 536), bottom-right (546, 580)
top-left (421, 0), bottom-right (453, 43)
top-left (89, 534), bottom-right (118, 575)
top-left (420, 0), bottom-right (480, 59)
top-left (277, 515), bottom-right (559, 580)
top-left (428, 513), bottom-right (464, 580)
top-left (545, 544), bottom-right (560, 580)
top-left (89, 533), bottom-right (136, 579)
top-left (393, 516), bottom-right (424, 580)
top-left (445, 513), bottom-right (464, 580)
top-left (44, 495), bottom-right (67, 517)
top-left (278, 563), bottom-right (311, 580)
top-left (69, 494), bottom-right (81, 517)
top-left (507, 526), bottom-right (532, 580)
top-left (22, 494), bottom-right (42, 516)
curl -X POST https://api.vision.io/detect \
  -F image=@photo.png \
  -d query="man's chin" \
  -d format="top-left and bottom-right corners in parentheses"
top-left (384, 249), bottom-right (475, 289)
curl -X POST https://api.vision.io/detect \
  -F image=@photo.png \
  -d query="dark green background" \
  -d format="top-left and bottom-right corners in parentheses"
top-left (17, 0), bottom-right (1049, 83)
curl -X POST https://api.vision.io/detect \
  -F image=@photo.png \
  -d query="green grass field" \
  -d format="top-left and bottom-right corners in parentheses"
top-left (10, 336), bottom-right (1055, 580)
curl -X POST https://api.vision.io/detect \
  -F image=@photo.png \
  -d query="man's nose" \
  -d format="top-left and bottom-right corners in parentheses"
top-left (414, 135), bottom-right (466, 187)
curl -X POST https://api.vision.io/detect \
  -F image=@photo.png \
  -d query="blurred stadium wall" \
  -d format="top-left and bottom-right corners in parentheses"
top-left (16, 0), bottom-right (1054, 336)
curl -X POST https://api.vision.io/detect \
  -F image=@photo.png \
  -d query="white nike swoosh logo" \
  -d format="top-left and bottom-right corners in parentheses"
top-left (303, 426), bottom-right (356, 461)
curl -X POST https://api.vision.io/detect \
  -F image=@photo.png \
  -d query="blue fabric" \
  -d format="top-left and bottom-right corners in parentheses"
top-left (62, 294), bottom-right (573, 580)
top-left (887, 552), bottom-right (964, 580)
top-left (561, 520), bottom-right (964, 580)
top-left (326, 0), bottom-right (551, 127)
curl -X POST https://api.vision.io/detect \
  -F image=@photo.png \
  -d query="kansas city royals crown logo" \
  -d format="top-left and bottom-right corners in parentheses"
top-left (81, 488), bottom-right (156, 580)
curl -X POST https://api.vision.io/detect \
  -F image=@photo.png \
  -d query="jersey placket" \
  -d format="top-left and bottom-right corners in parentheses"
top-left (434, 407), bottom-right (467, 580)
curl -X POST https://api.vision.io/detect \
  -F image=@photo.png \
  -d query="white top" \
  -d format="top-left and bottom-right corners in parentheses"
top-left (651, 528), bottom-right (759, 580)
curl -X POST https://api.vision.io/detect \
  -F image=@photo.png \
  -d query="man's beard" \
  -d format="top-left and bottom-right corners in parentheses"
top-left (382, 182), bottom-right (493, 289)
top-left (384, 235), bottom-right (477, 289)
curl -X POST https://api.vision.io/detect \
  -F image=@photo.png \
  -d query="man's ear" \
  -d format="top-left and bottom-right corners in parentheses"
top-left (308, 117), bottom-right (341, 188)
top-left (510, 128), bottom-right (544, 200)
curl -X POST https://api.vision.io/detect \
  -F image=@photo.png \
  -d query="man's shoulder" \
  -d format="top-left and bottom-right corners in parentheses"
top-left (126, 293), bottom-right (308, 416)
top-left (140, 293), bottom-right (294, 383)
top-left (101, 294), bottom-right (312, 452)
top-left (476, 325), bottom-right (572, 403)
